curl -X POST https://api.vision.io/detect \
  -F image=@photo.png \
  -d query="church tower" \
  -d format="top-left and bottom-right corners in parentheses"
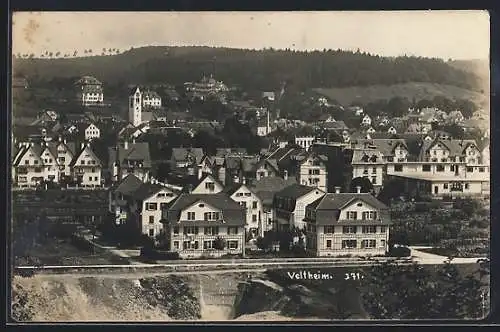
top-left (129, 87), bottom-right (142, 127)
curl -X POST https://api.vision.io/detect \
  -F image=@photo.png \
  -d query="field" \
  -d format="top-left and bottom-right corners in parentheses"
top-left (313, 82), bottom-right (487, 106)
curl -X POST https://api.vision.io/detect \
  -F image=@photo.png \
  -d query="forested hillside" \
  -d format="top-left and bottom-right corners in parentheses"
top-left (13, 46), bottom-right (483, 93)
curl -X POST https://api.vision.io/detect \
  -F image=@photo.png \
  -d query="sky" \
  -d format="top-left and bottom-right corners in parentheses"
top-left (12, 11), bottom-right (490, 60)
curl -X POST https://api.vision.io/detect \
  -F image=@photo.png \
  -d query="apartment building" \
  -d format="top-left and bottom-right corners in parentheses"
top-left (386, 139), bottom-right (489, 198)
top-left (304, 190), bottom-right (390, 257)
top-left (75, 76), bottom-right (104, 106)
top-left (295, 136), bottom-right (316, 151)
top-left (161, 193), bottom-right (246, 258)
top-left (296, 151), bottom-right (328, 192)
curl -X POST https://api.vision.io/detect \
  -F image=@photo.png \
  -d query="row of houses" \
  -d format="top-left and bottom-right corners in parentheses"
top-left (109, 172), bottom-right (390, 258)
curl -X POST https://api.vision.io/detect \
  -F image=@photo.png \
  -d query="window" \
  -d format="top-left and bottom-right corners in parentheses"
top-left (183, 241), bottom-right (199, 250)
top-left (173, 241), bottom-right (179, 249)
top-left (465, 183), bottom-right (469, 189)
top-left (326, 240), bottom-right (332, 248)
top-left (371, 177), bottom-right (377, 184)
top-left (24, 160), bottom-right (29, 165)
top-left (204, 226), bottom-right (219, 236)
top-left (227, 227), bottom-right (239, 235)
top-left (324, 225), bottom-right (334, 234)
top-left (228, 241), bottom-right (238, 249)
top-left (205, 182), bottom-right (215, 191)
top-left (341, 240), bottom-right (357, 249)
top-left (387, 156), bottom-right (394, 162)
top-left (81, 160), bottom-right (85, 165)
top-left (363, 168), bottom-right (368, 175)
top-left (252, 201), bottom-right (258, 209)
top-left (149, 229), bottom-right (155, 237)
top-left (245, 193), bottom-right (251, 197)
top-left (362, 226), bottom-right (377, 233)
top-left (380, 240), bottom-right (386, 248)
top-left (436, 165), bottom-right (445, 172)
top-left (173, 226), bottom-right (179, 235)
top-left (203, 240), bottom-right (214, 250)
top-left (240, 202), bottom-right (247, 209)
top-left (149, 216), bottom-right (154, 224)
top-left (346, 211), bottom-right (357, 220)
top-left (380, 226), bottom-right (387, 233)
top-left (444, 183), bottom-right (449, 189)
top-left (422, 165), bottom-right (431, 172)
top-left (204, 212), bottom-right (220, 221)
top-left (88, 176), bottom-right (92, 181)
top-left (342, 226), bottom-right (357, 234)
top-left (252, 214), bottom-right (257, 222)
top-left (479, 167), bottom-right (485, 172)
top-left (187, 212), bottom-right (196, 220)
top-left (372, 167), bottom-right (377, 174)
top-left (183, 226), bottom-right (199, 235)
top-left (361, 239), bottom-right (376, 248)
top-left (394, 164), bottom-right (403, 172)
top-left (94, 177), bottom-right (98, 181)
top-left (146, 203), bottom-right (158, 211)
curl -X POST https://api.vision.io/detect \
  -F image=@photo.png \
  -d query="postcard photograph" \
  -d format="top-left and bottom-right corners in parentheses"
top-left (10, 10), bottom-right (490, 322)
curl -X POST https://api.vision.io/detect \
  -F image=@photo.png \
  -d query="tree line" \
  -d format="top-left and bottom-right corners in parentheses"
top-left (14, 46), bottom-right (481, 94)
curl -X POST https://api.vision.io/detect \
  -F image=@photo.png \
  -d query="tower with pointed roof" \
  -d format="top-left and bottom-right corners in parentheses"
top-left (129, 87), bottom-right (143, 127)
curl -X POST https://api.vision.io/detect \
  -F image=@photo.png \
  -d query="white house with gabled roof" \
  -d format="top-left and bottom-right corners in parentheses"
top-left (70, 143), bottom-right (102, 187)
top-left (191, 174), bottom-right (225, 194)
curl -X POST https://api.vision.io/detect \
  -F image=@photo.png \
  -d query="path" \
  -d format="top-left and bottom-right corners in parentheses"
top-left (410, 247), bottom-right (483, 265)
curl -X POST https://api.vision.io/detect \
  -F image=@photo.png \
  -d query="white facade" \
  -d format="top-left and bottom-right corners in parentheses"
top-left (297, 155), bottom-right (328, 192)
top-left (229, 185), bottom-right (265, 238)
top-left (84, 123), bottom-right (101, 141)
top-left (305, 197), bottom-right (390, 257)
top-left (129, 87), bottom-right (143, 127)
top-left (362, 115), bottom-right (372, 126)
top-left (387, 126), bottom-right (397, 134)
top-left (295, 136), bottom-right (315, 150)
top-left (141, 189), bottom-right (178, 237)
top-left (143, 95), bottom-right (162, 108)
top-left (191, 175), bottom-right (224, 194)
top-left (72, 144), bottom-right (102, 187)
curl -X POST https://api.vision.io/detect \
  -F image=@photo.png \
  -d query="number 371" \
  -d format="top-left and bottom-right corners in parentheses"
top-left (345, 272), bottom-right (363, 280)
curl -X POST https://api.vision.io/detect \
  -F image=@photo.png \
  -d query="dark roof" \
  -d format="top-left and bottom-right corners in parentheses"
top-left (250, 176), bottom-right (297, 193)
top-left (222, 183), bottom-right (247, 196)
top-left (307, 193), bottom-right (391, 226)
top-left (215, 148), bottom-right (247, 157)
top-left (131, 183), bottom-right (175, 201)
top-left (171, 148), bottom-right (204, 164)
top-left (113, 174), bottom-right (144, 195)
top-left (109, 142), bottom-right (152, 168)
top-left (164, 193), bottom-right (245, 226)
top-left (275, 184), bottom-right (320, 199)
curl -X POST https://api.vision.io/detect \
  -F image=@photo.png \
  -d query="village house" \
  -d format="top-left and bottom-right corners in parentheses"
top-left (223, 183), bottom-right (265, 239)
top-left (296, 151), bottom-right (328, 192)
top-left (109, 174), bottom-right (144, 225)
top-left (273, 184), bottom-right (325, 231)
top-left (75, 76), bottom-right (104, 106)
top-left (250, 175), bottom-right (297, 232)
top-left (128, 181), bottom-right (179, 238)
top-left (77, 122), bottom-right (101, 141)
top-left (366, 126), bottom-right (376, 134)
top-left (387, 126), bottom-right (397, 135)
top-left (191, 174), bottom-right (225, 194)
top-left (12, 142), bottom-right (49, 188)
top-left (350, 148), bottom-right (386, 192)
top-left (361, 114), bottom-right (372, 127)
top-left (252, 158), bottom-right (280, 181)
top-left (108, 140), bottom-right (152, 183)
top-left (69, 142), bottom-right (103, 187)
top-left (161, 193), bottom-right (246, 258)
top-left (304, 189), bottom-right (390, 257)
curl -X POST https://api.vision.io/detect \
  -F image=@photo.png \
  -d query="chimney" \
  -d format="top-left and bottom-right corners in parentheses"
top-left (58, 136), bottom-right (62, 142)
top-left (81, 142), bottom-right (85, 150)
top-left (132, 137), bottom-right (136, 144)
top-left (283, 170), bottom-right (288, 181)
top-left (334, 186), bottom-right (341, 194)
top-left (63, 138), bottom-right (67, 144)
top-left (124, 140), bottom-right (129, 150)
top-left (356, 186), bottom-right (362, 194)
top-left (242, 177), bottom-right (247, 185)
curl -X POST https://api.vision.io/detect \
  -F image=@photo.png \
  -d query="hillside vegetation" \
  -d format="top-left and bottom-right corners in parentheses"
top-left (14, 46), bottom-right (483, 93)
top-left (314, 82), bottom-right (487, 107)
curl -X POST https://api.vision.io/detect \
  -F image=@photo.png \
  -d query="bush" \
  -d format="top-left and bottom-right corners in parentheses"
top-left (389, 246), bottom-right (411, 257)
top-left (140, 248), bottom-right (180, 260)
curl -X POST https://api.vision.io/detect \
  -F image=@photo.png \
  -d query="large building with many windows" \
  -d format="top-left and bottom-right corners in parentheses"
top-left (75, 76), bottom-right (104, 106)
top-left (161, 193), bottom-right (246, 258)
top-left (304, 188), bottom-right (390, 257)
